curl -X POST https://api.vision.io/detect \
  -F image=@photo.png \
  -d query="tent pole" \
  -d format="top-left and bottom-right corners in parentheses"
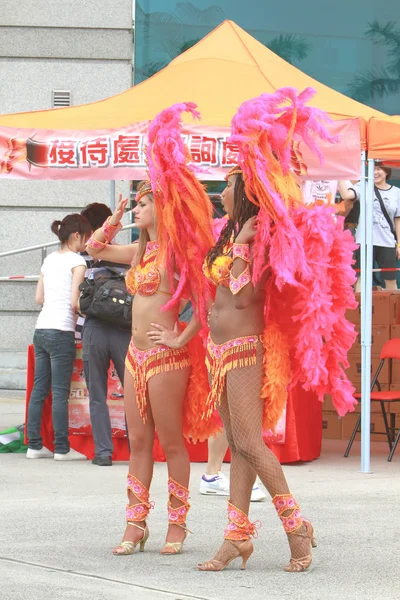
top-left (110, 180), bottom-right (116, 212)
top-left (360, 155), bottom-right (374, 473)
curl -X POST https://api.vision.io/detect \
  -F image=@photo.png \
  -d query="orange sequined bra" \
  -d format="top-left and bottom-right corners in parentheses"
top-left (202, 240), bottom-right (233, 288)
top-left (126, 241), bottom-right (165, 296)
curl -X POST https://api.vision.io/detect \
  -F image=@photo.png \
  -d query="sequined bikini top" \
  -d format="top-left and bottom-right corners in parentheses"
top-left (125, 240), bottom-right (162, 296)
top-left (202, 241), bottom-right (233, 288)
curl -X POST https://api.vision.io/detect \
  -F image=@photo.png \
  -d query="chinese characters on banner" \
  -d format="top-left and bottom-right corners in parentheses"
top-left (48, 134), bottom-right (145, 168)
top-left (0, 124), bottom-right (240, 180)
top-left (0, 118), bottom-right (362, 180)
top-left (47, 134), bottom-right (238, 168)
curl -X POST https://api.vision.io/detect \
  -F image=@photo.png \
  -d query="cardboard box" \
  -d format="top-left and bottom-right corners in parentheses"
top-left (322, 411), bottom-right (342, 439)
top-left (389, 292), bottom-right (400, 325)
top-left (373, 291), bottom-right (392, 325)
top-left (391, 360), bottom-right (400, 383)
top-left (342, 413), bottom-right (387, 441)
top-left (390, 324), bottom-right (400, 339)
top-left (346, 355), bottom-right (390, 384)
top-left (347, 292), bottom-right (400, 329)
top-left (346, 293), bottom-right (360, 326)
top-left (348, 325), bottom-right (390, 356)
top-left (323, 394), bottom-right (335, 412)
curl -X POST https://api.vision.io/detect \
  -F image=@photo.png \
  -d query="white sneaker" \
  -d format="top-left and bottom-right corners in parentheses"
top-left (250, 481), bottom-right (266, 502)
top-left (200, 471), bottom-right (230, 496)
top-left (54, 448), bottom-right (87, 461)
top-left (26, 447), bottom-right (54, 459)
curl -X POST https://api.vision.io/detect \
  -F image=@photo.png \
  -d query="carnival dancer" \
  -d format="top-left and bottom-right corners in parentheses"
top-left (87, 102), bottom-right (217, 556)
top-left (193, 88), bottom-right (357, 572)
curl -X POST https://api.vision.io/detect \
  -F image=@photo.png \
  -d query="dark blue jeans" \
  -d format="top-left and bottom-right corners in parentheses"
top-left (27, 329), bottom-right (76, 454)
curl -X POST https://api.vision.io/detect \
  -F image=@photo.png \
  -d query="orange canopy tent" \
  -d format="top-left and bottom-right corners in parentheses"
top-left (368, 116), bottom-right (400, 162)
top-left (0, 20), bottom-right (389, 180)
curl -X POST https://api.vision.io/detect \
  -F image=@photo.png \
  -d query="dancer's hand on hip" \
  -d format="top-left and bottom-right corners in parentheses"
top-left (147, 322), bottom-right (182, 348)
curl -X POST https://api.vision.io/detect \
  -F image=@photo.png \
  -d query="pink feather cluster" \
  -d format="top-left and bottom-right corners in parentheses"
top-left (229, 87), bottom-right (357, 416)
top-left (146, 102), bottom-right (214, 321)
top-left (230, 87), bottom-right (337, 289)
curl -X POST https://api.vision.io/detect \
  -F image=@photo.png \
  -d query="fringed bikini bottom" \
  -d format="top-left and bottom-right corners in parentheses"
top-left (205, 334), bottom-right (261, 408)
top-left (125, 338), bottom-right (190, 423)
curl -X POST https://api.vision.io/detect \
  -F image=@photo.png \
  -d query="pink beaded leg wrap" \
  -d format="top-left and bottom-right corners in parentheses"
top-left (167, 477), bottom-right (191, 526)
top-left (272, 493), bottom-right (302, 533)
top-left (126, 474), bottom-right (154, 523)
top-left (224, 502), bottom-right (261, 541)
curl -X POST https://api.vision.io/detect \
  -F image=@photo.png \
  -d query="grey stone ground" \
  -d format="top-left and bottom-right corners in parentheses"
top-left (1, 392), bottom-right (400, 600)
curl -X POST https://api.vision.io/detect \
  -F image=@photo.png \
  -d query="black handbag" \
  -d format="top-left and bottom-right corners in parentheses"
top-left (374, 186), bottom-right (397, 243)
top-left (79, 267), bottom-right (132, 330)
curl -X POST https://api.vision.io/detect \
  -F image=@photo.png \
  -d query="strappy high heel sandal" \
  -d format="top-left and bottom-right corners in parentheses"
top-left (272, 493), bottom-right (316, 572)
top-left (197, 502), bottom-right (258, 571)
top-left (161, 477), bottom-right (192, 555)
top-left (113, 474), bottom-right (153, 556)
top-left (114, 522), bottom-right (150, 555)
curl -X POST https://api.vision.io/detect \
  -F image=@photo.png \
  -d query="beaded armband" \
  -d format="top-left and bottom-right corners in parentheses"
top-left (229, 265), bottom-right (251, 295)
top-left (103, 216), bottom-right (122, 241)
top-left (86, 230), bottom-right (108, 250)
top-left (232, 243), bottom-right (251, 263)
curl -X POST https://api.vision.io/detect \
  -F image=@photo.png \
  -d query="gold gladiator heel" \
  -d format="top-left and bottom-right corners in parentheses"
top-left (198, 502), bottom-right (259, 571)
top-left (113, 474), bottom-right (153, 557)
top-left (161, 478), bottom-right (192, 555)
top-left (272, 494), bottom-right (316, 573)
top-left (113, 523), bottom-right (149, 555)
top-left (161, 522), bottom-right (193, 555)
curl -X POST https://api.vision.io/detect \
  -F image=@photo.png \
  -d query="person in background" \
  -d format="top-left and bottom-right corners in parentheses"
top-left (339, 164), bottom-right (400, 291)
top-left (301, 179), bottom-right (351, 208)
top-left (200, 429), bottom-right (266, 501)
top-left (79, 202), bottom-right (131, 467)
top-left (26, 214), bottom-right (91, 461)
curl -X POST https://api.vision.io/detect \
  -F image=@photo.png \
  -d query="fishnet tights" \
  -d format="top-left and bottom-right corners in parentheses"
top-left (203, 342), bottom-right (311, 566)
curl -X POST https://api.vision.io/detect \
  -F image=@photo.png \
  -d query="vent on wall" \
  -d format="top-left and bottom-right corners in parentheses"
top-left (52, 90), bottom-right (71, 108)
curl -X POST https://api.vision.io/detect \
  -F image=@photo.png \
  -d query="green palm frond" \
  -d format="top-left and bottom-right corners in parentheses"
top-left (173, 2), bottom-right (225, 25)
top-left (366, 20), bottom-right (400, 48)
top-left (179, 38), bottom-right (202, 53)
top-left (348, 67), bottom-right (400, 102)
top-left (266, 34), bottom-right (311, 64)
top-left (366, 20), bottom-right (400, 80)
top-left (135, 2), bottom-right (226, 81)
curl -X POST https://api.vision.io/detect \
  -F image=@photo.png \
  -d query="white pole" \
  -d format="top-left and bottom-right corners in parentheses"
top-left (360, 157), bottom-right (374, 473)
top-left (110, 180), bottom-right (116, 212)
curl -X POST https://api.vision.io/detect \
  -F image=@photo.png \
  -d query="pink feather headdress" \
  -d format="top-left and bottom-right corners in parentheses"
top-left (146, 102), bottom-right (214, 321)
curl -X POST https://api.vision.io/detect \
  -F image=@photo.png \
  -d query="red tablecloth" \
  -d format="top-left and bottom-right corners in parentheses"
top-left (25, 344), bottom-right (322, 463)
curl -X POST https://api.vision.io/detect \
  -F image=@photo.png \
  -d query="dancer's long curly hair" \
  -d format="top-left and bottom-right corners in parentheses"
top-left (206, 168), bottom-right (259, 268)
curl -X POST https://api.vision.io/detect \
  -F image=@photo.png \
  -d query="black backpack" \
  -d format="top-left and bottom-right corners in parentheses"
top-left (79, 266), bottom-right (133, 330)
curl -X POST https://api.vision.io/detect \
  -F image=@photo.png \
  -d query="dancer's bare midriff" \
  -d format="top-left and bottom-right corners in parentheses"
top-left (208, 285), bottom-right (265, 344)
top-left (131, 293), bottom-right (179, 349)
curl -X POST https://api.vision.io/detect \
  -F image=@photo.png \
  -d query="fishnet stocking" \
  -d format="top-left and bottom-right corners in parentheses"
top-left (201, 385), bottom-right (257, 565)
top-left (199, 342), bottom-right (313, 569)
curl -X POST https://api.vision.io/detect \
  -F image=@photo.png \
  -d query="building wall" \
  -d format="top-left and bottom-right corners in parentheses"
top-left (0, 1), bottom-right (133, 350)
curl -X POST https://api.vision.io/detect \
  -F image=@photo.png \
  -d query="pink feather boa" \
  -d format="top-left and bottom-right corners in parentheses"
top-left (229, 88), bottom-right (357, 415)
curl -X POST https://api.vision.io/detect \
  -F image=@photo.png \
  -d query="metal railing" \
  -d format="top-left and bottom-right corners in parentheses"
top-left (0, 222), bottom-right (138, 259)
top-left (0, 222), bottom-right (138, 281)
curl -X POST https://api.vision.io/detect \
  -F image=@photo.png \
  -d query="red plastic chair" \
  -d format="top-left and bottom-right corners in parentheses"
top-left (344, 338), bottom-right (400, 462)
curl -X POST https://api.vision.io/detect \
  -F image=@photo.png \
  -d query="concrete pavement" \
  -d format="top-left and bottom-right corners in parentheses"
top-left (1, 393), bottom-right (400, 600)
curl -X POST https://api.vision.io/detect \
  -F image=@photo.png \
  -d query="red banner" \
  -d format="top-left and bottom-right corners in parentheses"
top-left (0, 119), bottom-right (362, 181)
